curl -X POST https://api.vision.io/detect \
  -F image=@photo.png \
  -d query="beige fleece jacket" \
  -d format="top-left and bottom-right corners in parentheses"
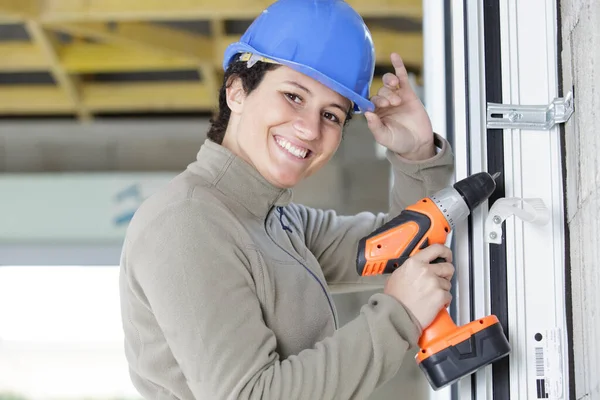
top-left (119, 135), bottom-right (454, 400)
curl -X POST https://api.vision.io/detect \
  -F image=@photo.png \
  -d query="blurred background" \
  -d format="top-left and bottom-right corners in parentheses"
top-left (0, 1), bottom-right (434, 399)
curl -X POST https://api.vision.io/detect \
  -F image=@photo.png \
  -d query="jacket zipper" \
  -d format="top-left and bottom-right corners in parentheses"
top-left (266, 209), bottom-right (338, 330)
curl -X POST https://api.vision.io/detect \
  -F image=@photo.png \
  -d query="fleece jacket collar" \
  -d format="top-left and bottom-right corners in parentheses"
top-left (189, 139), bottom-right (293, 219)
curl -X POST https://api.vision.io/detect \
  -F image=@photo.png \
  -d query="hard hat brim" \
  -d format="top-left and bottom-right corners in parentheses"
top-left (224, 42), bottom-right (375, 114)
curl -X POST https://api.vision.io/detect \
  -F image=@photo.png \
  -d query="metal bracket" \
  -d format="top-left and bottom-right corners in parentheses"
top-left (486, 90), bottom-right (574, 130)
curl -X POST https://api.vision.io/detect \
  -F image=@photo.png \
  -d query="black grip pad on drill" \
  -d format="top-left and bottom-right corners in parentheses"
top-left (419, 322), bottom-right (511, 390)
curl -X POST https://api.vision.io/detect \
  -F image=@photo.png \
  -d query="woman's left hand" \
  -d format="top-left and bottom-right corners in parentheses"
top-left (365, 52), bottom-right (436, 161)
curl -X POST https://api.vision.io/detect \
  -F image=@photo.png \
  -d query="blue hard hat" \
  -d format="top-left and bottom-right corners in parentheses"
top-left (223, 0), bottom-right (376, 113)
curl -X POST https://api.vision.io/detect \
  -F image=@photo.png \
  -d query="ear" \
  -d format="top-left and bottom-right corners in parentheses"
top-left (225, 75), bottom-right (246, 114)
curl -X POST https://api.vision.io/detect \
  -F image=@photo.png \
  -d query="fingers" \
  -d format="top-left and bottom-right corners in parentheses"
top-left (413, 244), bottom-right (453, 264)
top-left (375, 86), bottom-right (402, 106)
top-left (431, 262), bottom-right (455, 281)
top-left (372, 75), bottom-right (402, 108)
top-left (391, 52), bottom-right (409, 85)
top-left (370, 53), bottom-right (413, 109)
top-left (364, 111), bottom-right (384, 132)
top-left (411, 244), bottom-right (454, 280)
top-left (370, 95), bottom-right (390, 109)
top-left (432, 280), bottom-right (453, 310)
top-left (385, 243), bottom-right (455, 329)
top-left (441, 291), bottom-right (453, 308)
top-left (436, 276), bottom-right (452, 292)
top-left (382, 72), bottom-right (400, 89)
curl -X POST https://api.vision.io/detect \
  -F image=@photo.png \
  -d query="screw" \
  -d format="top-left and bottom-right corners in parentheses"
top-left (489, 232), bottom-right (498, 239)
top-left (508, 112), bottom-right (522, 122)
top-left (493, 215), bottom-right (502, 224)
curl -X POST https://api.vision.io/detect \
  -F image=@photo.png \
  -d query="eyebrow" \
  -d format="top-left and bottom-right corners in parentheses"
top-left (284, 80), bottom-right (350, 114)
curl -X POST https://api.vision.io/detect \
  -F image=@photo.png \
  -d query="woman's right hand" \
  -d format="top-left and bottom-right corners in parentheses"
top-left (383, 244), bottom-right (455, 331)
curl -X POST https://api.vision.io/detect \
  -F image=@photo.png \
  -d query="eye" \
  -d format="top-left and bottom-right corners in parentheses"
top-left (323, 112), bottom-right (341, 124)
top-left (284, 92), bottom-right (303, 104)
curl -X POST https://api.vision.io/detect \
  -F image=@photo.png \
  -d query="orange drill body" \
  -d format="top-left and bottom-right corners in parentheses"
top-left (355, 172), bottom-right (511, 390)
top-left (359, 198), bottom-right (450, 276)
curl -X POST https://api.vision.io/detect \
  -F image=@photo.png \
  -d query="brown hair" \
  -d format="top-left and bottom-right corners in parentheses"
top-left (207, 54), bottom-right (353, 144)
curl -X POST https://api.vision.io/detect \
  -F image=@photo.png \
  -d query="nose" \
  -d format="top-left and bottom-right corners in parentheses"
top-left (292, 112), bottom-right (320, 141)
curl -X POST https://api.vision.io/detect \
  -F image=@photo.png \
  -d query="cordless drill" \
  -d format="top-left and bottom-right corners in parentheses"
top-left (356, 172), bottom-right (511, 390)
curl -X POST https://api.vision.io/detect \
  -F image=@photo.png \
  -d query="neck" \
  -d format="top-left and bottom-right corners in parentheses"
top-left (220, 118), bottom-right (258, 172)
top-left (221, 116), bottom-right (240, 155)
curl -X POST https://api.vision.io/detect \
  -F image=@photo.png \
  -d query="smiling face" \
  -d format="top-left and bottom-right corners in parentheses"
top-left (221, 65), bottom-right (352, 189)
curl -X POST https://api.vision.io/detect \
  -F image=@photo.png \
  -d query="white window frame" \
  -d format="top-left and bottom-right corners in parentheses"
top-left (444, 0), bottom-right (570, 399)
top-left (422, 2), bottom-right (452, 400)
top-left (424, 1), bottom-right (490, 399)
top-left (498, 0), bottom-right (570, 398)
top-left (447, 1), bottom-right (494, 399)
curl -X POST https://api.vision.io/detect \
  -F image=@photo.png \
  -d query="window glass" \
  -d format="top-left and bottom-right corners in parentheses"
top-left (0, 266), bottom-right (141, 400)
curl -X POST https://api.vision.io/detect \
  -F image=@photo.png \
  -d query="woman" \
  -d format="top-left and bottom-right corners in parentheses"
top-left (119, 0), bottom-right (455, 398)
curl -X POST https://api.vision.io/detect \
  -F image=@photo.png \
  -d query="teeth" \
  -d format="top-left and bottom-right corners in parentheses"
top-left (276, 137), bottom-right (308, 159)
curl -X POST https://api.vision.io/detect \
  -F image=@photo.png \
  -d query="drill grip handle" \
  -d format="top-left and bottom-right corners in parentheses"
top-left (356, 197), bottom-right (451, 276)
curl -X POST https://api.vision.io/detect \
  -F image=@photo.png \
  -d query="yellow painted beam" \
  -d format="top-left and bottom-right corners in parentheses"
top-left (0, 31), bottom-right (422, 74)
top-left (0, 41), bottom-right (203, 74)
top-left (349, 0), bottom-right (422, 18)
top-left (45, 25), bottom-right (423, 71)
top-left (203, 19), bottom-right (225, 94)
top-left (0, 16), bottom-right (22, 24)
top-left (46, 22), bottom-right (213, 63)
top-left (60, 43), bottom-right (198, 73)
top-left (0, 82), bottom-right (216, 114)
top-left (214, 30), bottom-right (423, 68)
top-left (82, 82), bottom-right (216, 112)
top-left (0, 76), bottom-right (412, 115)
top-left (0, 0), bottom-right (40, 20)
top-left (200, 60), bottom-right (219, 97)
top-left (372, 31), bottom-right (423, 68)
top-left (0, 85), bottom-right (74, 114)
top-left (214, 34), bottom-right (241, 67)
top-left (24, 21), bottom-right (90, 120)
top-left (41, 0), bottom-right (421, 22)
top-left (0, 42), bottom-right (48, 72)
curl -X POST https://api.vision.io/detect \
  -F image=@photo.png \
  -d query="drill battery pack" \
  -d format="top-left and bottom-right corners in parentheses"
top-left (418, 321), bottom-right (511, 390)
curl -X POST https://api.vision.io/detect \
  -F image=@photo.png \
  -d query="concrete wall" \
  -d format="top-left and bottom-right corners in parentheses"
top-left (560, 0), bottom-right (600, 398)
top-left (0, 117), bottom-right (390, 215)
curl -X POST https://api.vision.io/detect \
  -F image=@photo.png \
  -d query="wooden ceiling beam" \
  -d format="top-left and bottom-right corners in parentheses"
top-left (0, 42), bottom-right (48, 72)
top-left (24, 21), bottom-right (91, 120)
top-left (40, 0), bottom-right (421, 22)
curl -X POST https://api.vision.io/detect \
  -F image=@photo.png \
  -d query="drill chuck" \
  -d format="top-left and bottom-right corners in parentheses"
top-left (453, 171), bottom-right (498, 211)
top-left (428, 171), bottom-right (499, 230)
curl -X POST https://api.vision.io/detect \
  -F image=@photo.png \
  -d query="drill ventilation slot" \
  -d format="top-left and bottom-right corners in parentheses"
top-left (485, 198), bottom-right (551, 244)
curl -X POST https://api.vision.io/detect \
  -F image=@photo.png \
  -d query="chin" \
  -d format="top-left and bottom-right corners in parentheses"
top-left (268, 169), bottom-right (303, 189)
top-left (273, 175), bottom-right (301, 189)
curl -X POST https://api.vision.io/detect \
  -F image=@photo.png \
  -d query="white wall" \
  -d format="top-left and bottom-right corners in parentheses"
top-left (561, 0), bottom-right (600, 398)
top-left (0, 173), bottom-right (173, 243)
